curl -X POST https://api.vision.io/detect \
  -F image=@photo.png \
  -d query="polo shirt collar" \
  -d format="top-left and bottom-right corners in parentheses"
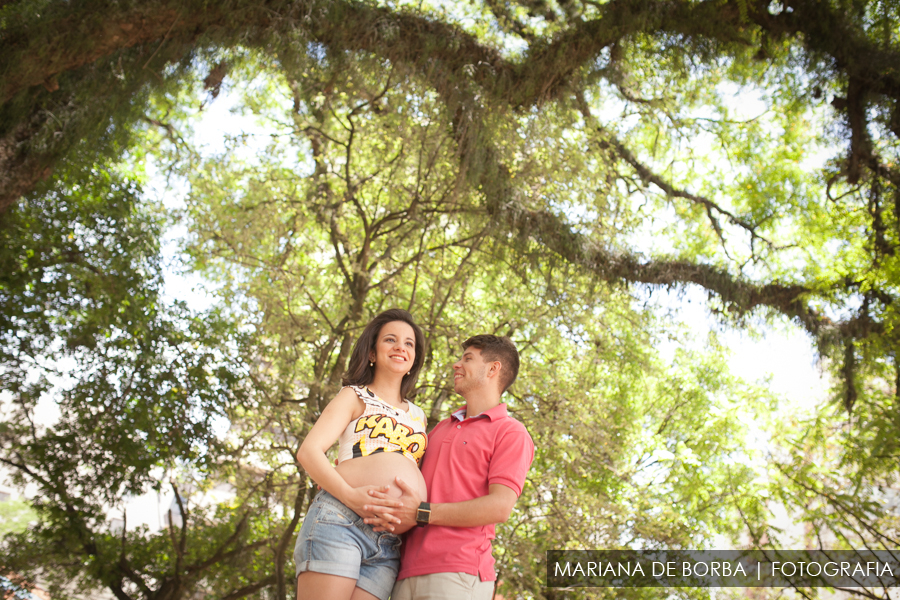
top-left (450, 403), bottom-right (508, 422)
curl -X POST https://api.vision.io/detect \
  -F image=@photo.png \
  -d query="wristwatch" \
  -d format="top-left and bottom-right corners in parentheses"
top-left (415, 502), bottom-right (431, 527)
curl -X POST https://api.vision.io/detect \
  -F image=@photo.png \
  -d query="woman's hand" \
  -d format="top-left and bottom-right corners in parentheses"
top-left (364, 476), bottom-right (420, 533)
top-left (341, 485), bottom-right (403, 521)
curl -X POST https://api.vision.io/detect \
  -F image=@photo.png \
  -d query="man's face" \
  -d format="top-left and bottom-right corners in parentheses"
top-left (452, 347), bottom-right (491, 396)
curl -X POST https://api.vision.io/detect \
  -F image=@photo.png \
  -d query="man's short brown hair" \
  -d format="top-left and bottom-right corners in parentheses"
top-left (462, 335), bottom-right (520, 393)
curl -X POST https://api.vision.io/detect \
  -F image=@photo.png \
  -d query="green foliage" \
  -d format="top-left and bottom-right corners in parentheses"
top-left (0, 160), bottom-right (270, 599)
top-left (0, 499), bottom-right (38, 536)
top-left (137, 49), bottom-right (778, 599)
top-left (1, 0), bottom-right (900, 599)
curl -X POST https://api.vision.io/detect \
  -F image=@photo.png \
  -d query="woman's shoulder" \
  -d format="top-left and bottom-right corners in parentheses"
top-left (326, 386), bottom-right (369, 421)
top-left (343, 384), bottom-right (374, 401)
top-left (329, 385), bottom-right (369, 410)
top-left (341, 385), bottom-right (391, 413)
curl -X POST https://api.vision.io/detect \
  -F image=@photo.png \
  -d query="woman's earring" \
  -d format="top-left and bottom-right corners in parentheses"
top-left (369, 361), bottom-right (374, 367)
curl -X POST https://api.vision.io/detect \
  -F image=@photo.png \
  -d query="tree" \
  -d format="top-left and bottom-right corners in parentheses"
top-left (0, 161), bottom-right (284, 600)
top-left (2, 0), bottom-right (899, 598)
top-left (2, 0), bottom-right (899, 394)
top-left (158, 48), bottom-right (775, 598)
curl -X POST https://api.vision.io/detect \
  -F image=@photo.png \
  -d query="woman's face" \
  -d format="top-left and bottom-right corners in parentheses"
top-left (369, 320), bottom-right (416, 377)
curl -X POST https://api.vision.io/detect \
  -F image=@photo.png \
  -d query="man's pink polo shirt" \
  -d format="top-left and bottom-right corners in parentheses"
top-left (397, 403), bottom-right (534, 582)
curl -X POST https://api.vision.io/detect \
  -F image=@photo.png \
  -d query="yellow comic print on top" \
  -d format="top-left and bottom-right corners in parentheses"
top-left (352, 414), bottom-right (427, 464)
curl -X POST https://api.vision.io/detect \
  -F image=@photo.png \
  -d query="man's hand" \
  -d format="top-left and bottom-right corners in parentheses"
top-left (363, 476), bottom-right (420, 534)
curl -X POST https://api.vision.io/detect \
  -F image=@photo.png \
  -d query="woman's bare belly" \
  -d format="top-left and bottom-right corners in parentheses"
top-left (336, 451), bottom-right (427, 500)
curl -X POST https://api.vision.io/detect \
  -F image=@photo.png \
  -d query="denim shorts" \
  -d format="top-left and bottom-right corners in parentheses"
top-left (294, 490), bottom-right (401, 600)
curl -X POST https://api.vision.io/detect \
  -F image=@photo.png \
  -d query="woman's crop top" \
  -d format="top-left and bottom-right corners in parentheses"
top-left (337, 385), bottom-right (428, 465)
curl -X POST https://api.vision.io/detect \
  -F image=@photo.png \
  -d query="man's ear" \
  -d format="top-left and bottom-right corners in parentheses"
top-left (488, 361), bottom-right (503, 378)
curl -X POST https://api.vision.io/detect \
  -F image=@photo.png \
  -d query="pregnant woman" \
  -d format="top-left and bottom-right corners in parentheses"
top-left (295, 308), bottom-right (428, 600)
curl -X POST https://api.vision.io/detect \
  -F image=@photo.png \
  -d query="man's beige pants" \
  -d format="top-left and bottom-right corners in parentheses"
top-left (391, 573), bottom-right (494, 600)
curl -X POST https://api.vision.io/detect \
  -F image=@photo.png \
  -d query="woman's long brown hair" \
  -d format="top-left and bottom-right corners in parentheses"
top-left (341, 308), bottom-right (426, 399)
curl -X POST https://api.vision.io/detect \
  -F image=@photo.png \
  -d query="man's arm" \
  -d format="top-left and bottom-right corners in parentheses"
top-left (429, 483), bottom-right (518, 527)
top-left (363, 477), bottom-right (518, 532)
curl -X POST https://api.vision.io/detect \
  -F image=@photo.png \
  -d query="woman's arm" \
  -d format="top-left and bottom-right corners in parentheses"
top-left (296, 387), bottom-right (388, 517)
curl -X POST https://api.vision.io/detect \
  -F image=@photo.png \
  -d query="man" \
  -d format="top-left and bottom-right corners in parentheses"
top-left (363, 334), bottom-right (534, 600)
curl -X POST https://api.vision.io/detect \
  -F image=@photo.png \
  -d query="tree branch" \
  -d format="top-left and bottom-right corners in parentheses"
top-left (219, 575), bottom-right (277, 600)
top-left (3, 0), bottom-right (900, 212)
top-left (273, 480), bottom-right (309, 600)
top-left (575, 92), bottom-right (778, 253)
